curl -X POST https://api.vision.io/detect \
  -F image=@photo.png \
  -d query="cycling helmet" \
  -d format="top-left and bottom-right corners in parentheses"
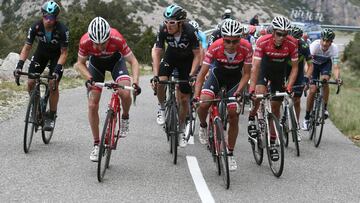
top-left (163, 4), bottom-right (187, 20)
top-left (248, 25), bottom-right (256, 35)
top-left (221, 20), bottom-right (242, 37)
top-left (189, 20), bottom-right (199, 29)
top-left (243, 25), bottom-right (249, 35)
top-left (321, 28), bottom-right (335, 41)
top-left (222, 9), bottom-right (232, 19)
top-left (88, 17), bottom-right (111, 44)
top-left (289, 25), bottom-right (303, 39)
top-left (41, 1), bottom-right (60, 16)
top-left (266, 25), bottom-right (273, 34)
top-left (271, 16), bottom-right (291, 31)
top-left (260, 28), bottom-right (267, 36)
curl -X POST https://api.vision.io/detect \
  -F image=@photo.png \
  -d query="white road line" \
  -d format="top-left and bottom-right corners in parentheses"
top-left (186, 156), bottom-right (215, 203)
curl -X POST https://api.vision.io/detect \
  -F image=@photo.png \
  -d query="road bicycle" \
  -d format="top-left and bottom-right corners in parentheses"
top-left (308, 79), bottom-right (341, 147)
top-left (17, 71), bottom-right (56, 153)
top-left (96, 82), bottom-right (135, 182)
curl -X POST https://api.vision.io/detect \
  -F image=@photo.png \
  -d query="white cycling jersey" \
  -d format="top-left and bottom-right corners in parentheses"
top-left (310, 39), bottom-right (339, 65)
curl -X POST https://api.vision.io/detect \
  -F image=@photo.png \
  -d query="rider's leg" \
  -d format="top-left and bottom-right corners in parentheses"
top-left (227, 106), bottom-right (239, 151)
top-left (88, 89), bottom-right (102, 144)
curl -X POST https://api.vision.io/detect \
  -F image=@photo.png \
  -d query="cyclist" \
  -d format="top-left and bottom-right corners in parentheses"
top-left (151, 4), bottom-right (200, 148)
top-left (194, 20), bottom-right (252, 171)
top-left (286, 25), bottom-right (313, 140)
top-left (302, 28), bottom-right (341, 130)
top-left (75, 17), bottom-right (141, 162)
top-left (248, 16), bottom-right (298, 161)
top-left (208, 9), bottom-right (235, 47)
top-left (242, 25), bottom-right (256, 49)
top-left (189, 20), bottom-right (208, 66)
top-left (13, 1), bottom-right (69, 131)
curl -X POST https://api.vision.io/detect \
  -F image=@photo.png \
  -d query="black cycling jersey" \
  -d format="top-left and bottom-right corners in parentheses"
top-left (287, 39), bottom-right (311, 72)
top-left (155, 22), bottom-right (199, 59)
top-left (26, 20), bottom-right (69, 55)
top-left (207, 29), bottom-right (221, 47)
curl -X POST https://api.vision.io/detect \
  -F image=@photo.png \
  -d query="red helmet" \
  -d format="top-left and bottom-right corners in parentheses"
top-left (249, 25), bottom-right (256, 35)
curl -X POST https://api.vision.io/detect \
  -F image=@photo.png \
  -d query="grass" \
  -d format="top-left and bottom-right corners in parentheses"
top-left (328, 68), bottom-right (360, 146)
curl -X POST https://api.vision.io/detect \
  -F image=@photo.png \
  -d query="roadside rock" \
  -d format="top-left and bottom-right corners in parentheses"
top-left (0, 52), bottom-right (30, 81)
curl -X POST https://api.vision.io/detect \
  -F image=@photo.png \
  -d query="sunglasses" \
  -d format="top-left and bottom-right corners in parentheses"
top-left (43, 15), bottom-right (56, 21)
top-left (275, 31), bottom-right (287, 37)
top-left (164, 20), bottom-right (178, 25)
top-left (224, 39), bottom-right (240, 44)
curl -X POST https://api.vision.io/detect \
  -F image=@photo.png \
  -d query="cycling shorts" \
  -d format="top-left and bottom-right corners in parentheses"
top-left (28, 50), bottom-right (62, 81)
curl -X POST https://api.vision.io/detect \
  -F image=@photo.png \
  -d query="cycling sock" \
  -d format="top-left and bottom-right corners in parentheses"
top-left (200, 122), bottom-right (207, 128)
top-left (122, 114), bottom-right (129, 119)
top-left (94, 140), bottom-right (99, 146)
top-left (324, 103), bottom-right (327, 110)
top-left (248, 116), bottom-right (255, 121)
top-left (49, 111), bottom-right (56, 119)
top-left (159, 103), bottom-right (165, 109)
top-left (305, 111), bottom-right (310, 120)
top-left (228, 151), bottom-right (233, 156)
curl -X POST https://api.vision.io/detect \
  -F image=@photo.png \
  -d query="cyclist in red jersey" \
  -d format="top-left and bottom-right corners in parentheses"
top-left (194, 20), bottom-right (252, 171)
top-left (248, 16), bottom-right (298, 161)
top-left (75, 17), bottom-right (141, 162)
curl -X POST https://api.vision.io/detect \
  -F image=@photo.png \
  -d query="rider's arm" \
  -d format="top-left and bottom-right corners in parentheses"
top-left (194, 63), bottom-right (209, 98)
top-left (288, 60), bottom-right (299, 88)
top-left (237, 64), bottom-right (251, 93)
top-left (56, 47), bottom-right (68, 66)
top-left (333, 63), bottom-right (341, 80)
top-left (125, 53), bottom-right (140, 85)
top-left (18, 44), bottom-right (32, 62)
top-left (305, 60), bottom-right (313, 79)
top-left (151, 46), bottom-right (163, 76)
top-left (75, 56), bottom-right (92, 80)
top-left (190, 48), bottom-right (201, 76)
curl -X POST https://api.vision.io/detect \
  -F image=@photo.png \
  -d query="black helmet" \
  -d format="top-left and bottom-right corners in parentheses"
top-left (289, 25), bottom-right (303, 39)
top-left (321, 28), bottom-right (335, 41)
top-left (163, 4), bottom-right (187, 20)
top-left (41, 1), bottom-right (60, 16)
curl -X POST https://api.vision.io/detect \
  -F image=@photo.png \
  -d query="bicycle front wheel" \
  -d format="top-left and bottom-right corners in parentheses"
top-left (41, 97), bottom-right (56, 144)
top-left (97, 110), bottom-right (114, 182)
top-left (23, 91), bottom-right (38, 153)
top-left (289, 106), bottom-right (300, 156)
top-left (266, 113), bottom-right (285, 178)
top-left (251, 118), bottom-right (264, 165)
top-left (169, 104), bottom-right (178, 164)
top-left (215, 118), bottom-right (230, 189)
top-left (314, 98), bottom-right (325, 147)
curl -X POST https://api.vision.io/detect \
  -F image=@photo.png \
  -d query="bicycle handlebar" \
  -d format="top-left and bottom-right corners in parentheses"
top-left (94, 82), bottom-right (134, 91)
top-left (312, 79), bottom-right (341, 94)
top-left (195, 96), bottom-right (239, 105)
top-left (157, 80), bottom-right (190, 85)
top-left (17, 71), bottom-right (57, 91)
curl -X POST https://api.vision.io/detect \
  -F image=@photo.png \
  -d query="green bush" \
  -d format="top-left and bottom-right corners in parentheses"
top-left (343, 32), bottom-right (360, 73)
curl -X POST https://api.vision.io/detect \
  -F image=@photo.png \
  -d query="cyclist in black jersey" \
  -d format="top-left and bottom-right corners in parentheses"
top-left (151, 4), bottom-right (200, 147)
top-left (286, 25), bottom-right (313, 140)
top-left (14, 1), bottom-right (69, 131)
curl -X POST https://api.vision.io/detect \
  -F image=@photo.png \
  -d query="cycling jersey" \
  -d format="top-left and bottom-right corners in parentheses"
top-left (207, 29), bottom-right (221, 47)
top-left (155, 22), bottom-right (200, 59)
top-left (201, 38), bottom-right (252, 107)
top-left (78, 28), bottom-right (132, 60)
top-left (26, 20), bottom-right (69, 54)
top-left (310, 39), bottom-right (339, 65)
top-left (197, 30), bottom-right (208, 49)
top-left (254, 34), bottom-right (298, 98)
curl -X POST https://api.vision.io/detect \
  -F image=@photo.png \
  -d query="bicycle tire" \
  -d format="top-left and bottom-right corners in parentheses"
top-left (41, 95), bottom-right (55, 144)
top-left (23, 91), bottom-right (38, 153)
top-left (97, 110), bottom-right (113, 182)
top-left (170, 104), bottom-right (178, 164)
top-left (266, 113), bottom-right (285, 178)
top-left (240, 91), bottom-right (246, 115)
top-left (251, 118), bottom-right (264, 165)
top-left (289, 106), bottom-right (300, 156)
top-left (215, 118), bottom-right (230, 189)
top-left (314, 98), bottom-right (325, 147)
top-left (281, 106), bottom-right (289, 147)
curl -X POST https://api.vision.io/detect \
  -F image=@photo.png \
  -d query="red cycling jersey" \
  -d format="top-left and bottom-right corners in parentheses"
top-left (203, 38), bottom-right (253, 69)
top-left (78, 28), bottom-right (132, 59)
top-left (254, 34), bottom-right (298, 62)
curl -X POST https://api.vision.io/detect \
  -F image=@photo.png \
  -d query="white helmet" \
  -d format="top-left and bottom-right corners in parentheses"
top-left (88, 17), bottom-right (111, 44)
top-left (271, 16), bottom-right (291, 31)
top-left (189, 20), bottom-right (199, 29)
top-left (221, 19), bottom-right (242, 37)
top-left (243, 25), bottom-right (249, 35)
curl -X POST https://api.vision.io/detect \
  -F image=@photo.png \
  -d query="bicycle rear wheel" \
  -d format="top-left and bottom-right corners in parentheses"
top-left (289, 106), bottom-right (300, 156)
top-left (251, 118), bottom-right (264, 165)
top-left (314, 98), bottom-right (325, 147)
top-left (266, 113), bottom-right (285, 178)
top-left (98, 110), bottom-right (113, 182)
top-left (215, 118), bottom-right (230, 189)
top-left (23, 91), bottom-right (38, 153)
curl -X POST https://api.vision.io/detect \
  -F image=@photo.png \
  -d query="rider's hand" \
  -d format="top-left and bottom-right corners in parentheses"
top-left (53, 64), bottom-right (63, 81)
top-left (150, 76), bottom-right (159, 87)
top-left (303, 76), bottom-right (310, 91)
top-left (336, 78), bottom-right (343, 85)
top-left (132, 83), bottom-right (142, 96)
top-left (248, 87), bottom-right (256, 100)
top-left (191, 96), bottom-right (200, 106)
top-left (233, 90), bottom-right (242, 98)
top-left (189, 75), bottom-right (197, 86)
top-left (85, 78), bottom-right (95, 89)
top-left (14, 60), bottom-right (24, 86)
top-left (285, 85), bottom-right (293, 95)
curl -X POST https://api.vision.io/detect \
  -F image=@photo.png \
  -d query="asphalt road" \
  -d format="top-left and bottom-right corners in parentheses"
top-left (1, 75), bottom-right (360, 202)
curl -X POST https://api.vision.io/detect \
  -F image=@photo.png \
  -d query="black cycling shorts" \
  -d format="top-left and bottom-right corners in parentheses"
top-left (28, 50), bottom-right (62, 81)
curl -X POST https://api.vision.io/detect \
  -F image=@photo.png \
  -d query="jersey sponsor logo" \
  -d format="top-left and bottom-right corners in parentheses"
top-left (167, 41), bottom-right (190, 49)
top-left (27, 28), bottom-right (32, 39)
